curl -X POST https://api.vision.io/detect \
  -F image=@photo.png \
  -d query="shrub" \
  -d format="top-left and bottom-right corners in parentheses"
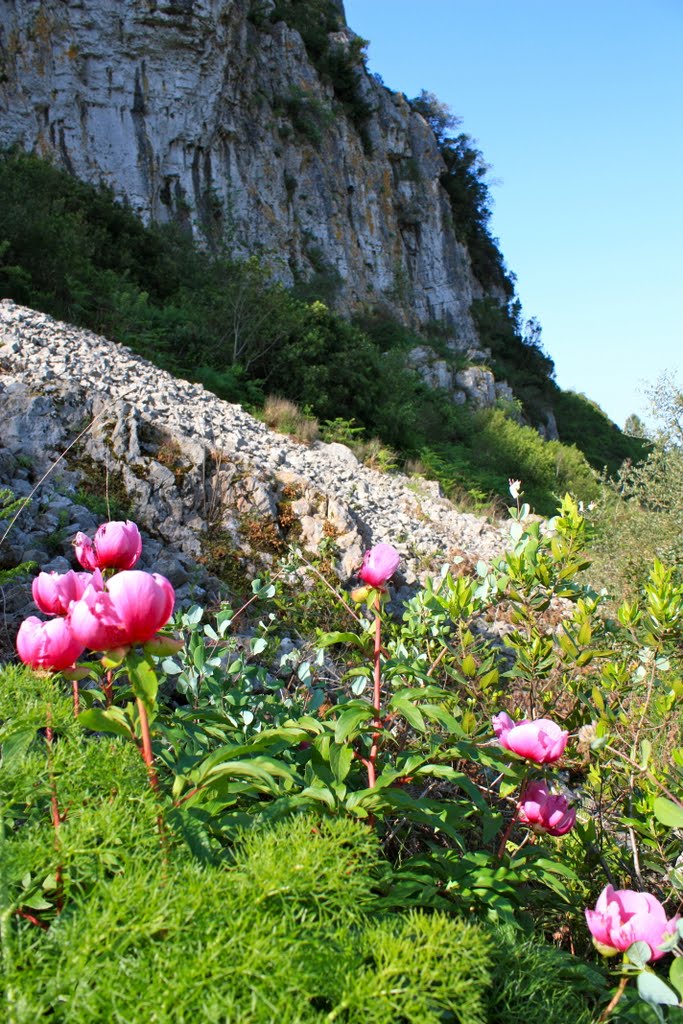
top-left (0, 666), bottom-right (493, 1024)
top-left (262, 395), bottom-right (320, 442)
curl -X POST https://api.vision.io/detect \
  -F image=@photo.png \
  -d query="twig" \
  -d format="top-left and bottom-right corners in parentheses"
top-left (0, 390), bottom-right (135, 551)
top-left (598, 974), bottom-right (629, 1022)
top-left (605, 745), bottom-right (683, 808)
top-left (296, 552), bottom-right (364, 626)
top-left (44, 708), bottom-right (64, 914)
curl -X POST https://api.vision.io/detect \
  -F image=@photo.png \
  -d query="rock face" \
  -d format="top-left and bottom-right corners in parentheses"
top-left (0, 0), bottom-right (488, 345)
top-left (0, 300), bottom-right (507, 647)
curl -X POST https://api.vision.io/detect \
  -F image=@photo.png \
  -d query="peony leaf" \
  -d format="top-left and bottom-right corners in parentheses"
top-left (669, 957), bottom-right (683, 999)
top-left (329, 743), bottom-right (353, 783)
top-left (78, 707), bottom-right (133, 739)
top-left (637, 971), bottom-right (680, 1006)
top-left (626, 941), bottom-right (652, 968)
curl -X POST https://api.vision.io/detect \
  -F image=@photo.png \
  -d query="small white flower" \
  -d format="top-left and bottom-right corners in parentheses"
top-left (508, 479), bottom-right (522, 500)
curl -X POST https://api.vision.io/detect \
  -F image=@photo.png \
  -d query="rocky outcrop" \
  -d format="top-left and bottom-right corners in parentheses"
top-left (0, 300), bottom-right (507, 646)
top-left (0, 0), bottom-right (489, 346)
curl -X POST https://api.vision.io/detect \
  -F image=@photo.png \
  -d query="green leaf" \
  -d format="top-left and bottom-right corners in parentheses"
top-left (317, 631), bottom-right (366, 650)
top-left (420, 703), bottom-right (463, 735)
top-left (334, 705), bottom-right (375, 744)
top-left (22, 895), bottom-right (53, 911)
top-left (1, 727), bottom-right (36, 766)
top-left (78, 707), bottom-right (133, 739)
top-left (299, 785), bottom-right (336, 809)
top-left (329, 742), bottom-right (353, 783)
top-left (577, 621), bottom-right (592, 645)
top-left (626, 941), bottom-right (652, 968)
top-left (461, 654), bottom-right (477, 677)
top-left (637, 971), bottom-right (680, 1006)
top-left (669, 957), bottom-right (683, 999)
top-left (127, 652), bottom-right (159, 711)
top-left (653, 797), bottom-right (683, 829)
top-left (639, 739), bottom-right (652, 771)
top-left (389, 695), bottom-right (426, 732)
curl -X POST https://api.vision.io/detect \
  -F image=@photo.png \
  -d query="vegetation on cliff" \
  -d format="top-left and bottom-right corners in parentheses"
top-left (0, 151), bottom-right (643, 515)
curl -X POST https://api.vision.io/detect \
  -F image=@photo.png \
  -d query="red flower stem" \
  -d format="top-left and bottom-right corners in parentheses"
top-left (366, 592), bottom-right (383, 791)
top-left (598, 975), bottom-right (629, 1022)
top-left (496, 776), bottom-right (528, 860)
top-left (136, 697), bottom-right (160, 793)
top-left (72, 680), bottom-right (80, 717)
top-left (14, 909), bottom-right (49, 931)
top-left (103, 669), bottom-right (113, 708)
top-left (134, 699), bottom-right (169, 878)
top-left (44, 708), bottom-right (64, 914)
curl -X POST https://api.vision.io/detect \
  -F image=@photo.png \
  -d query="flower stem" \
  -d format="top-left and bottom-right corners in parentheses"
top-left (598, 974), bottom-right (629, 1022)
top-left (496, 776), bottom-right (528, 860)
top-left (367, 592), bottom-right (383, 791)
top-left (0, 806), bottom-right (18, 1023)
top-left (136, 697), bottom-right (160, 793)
top-left (103, 669), bottom-right (114, 708)
top-left (72, 680), bottom-right (80, 717)
top-left (44, 707), bottom-right (64, 914)
top-left (135, 698), bottom-right (169, 877)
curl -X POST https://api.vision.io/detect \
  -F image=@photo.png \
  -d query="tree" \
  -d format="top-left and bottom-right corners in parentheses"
top-left (623, 413), bottom-right (647, 438)
top-left (409, 89), bottom-right (462, 146)
top-left (645, 371), bottom-right (683, 447)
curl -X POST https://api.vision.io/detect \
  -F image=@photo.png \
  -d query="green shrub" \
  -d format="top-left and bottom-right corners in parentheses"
top-left (0, 667), bottom-right (493, 1023)
top-left (552, 388), bottom-right (646, 474)
top-left (262, 395), bottom-right (320, 442)
top-left (486, 926), bottom-right (605, 1024)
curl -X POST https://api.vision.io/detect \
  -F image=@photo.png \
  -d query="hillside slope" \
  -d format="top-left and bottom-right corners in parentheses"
top-left (0, 299), bottom-right (506, 597)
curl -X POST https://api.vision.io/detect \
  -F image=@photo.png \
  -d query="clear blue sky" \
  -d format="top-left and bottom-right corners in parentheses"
top-left (344, 0), bottom-right (682, 429)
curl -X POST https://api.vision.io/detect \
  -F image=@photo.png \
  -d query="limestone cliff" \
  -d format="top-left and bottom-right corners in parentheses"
top-left (0, 0), bottom-right (491, 346)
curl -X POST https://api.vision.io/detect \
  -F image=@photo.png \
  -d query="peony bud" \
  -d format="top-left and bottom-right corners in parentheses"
top-left (91, 521), bottom-right (142, 570)
top-left (492, 711), bottom-right (569, 764)
top-left (73, 532), bottom-right (99, 571)
top-left (32, 569), bottom-right (93, 616)
top-left (586, 885), bottom-right (680, 961)
top-left (106, 571), bottom-right (174, 645)
top-left (69, 570), bottom-right (175, 652)
top-left (518, 780), bottom-right (576, 837)
top-left (69, 583), bottom-right (128, 652)
top-left (16, 616), bottom-right (85, 671)
top-left (358, 543), bottom-right (400, 589)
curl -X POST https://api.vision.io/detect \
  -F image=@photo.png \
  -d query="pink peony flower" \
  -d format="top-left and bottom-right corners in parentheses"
top-left (358, 543), bottom-right (400, 589)
top-left (69, 581), bottom-right (128, 651)
top-left (518, 780), bottom-right (576, 836)
top-left (32, 569), bottom-right (94, 617)
top-left (16, 615), bottom-right (85, 671)
top-left (69, 570), bottom-right (174, 651)
top-left (74, 521), bottom-right (142, 571)
top-left (73, 532), bottom-right (99, 570)
top-left (106, 570), bottom-right (174, 645)
top-left (586, 885), bottom-right (680, 961)
top-left (492, 711), bottom-right (569, 764)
